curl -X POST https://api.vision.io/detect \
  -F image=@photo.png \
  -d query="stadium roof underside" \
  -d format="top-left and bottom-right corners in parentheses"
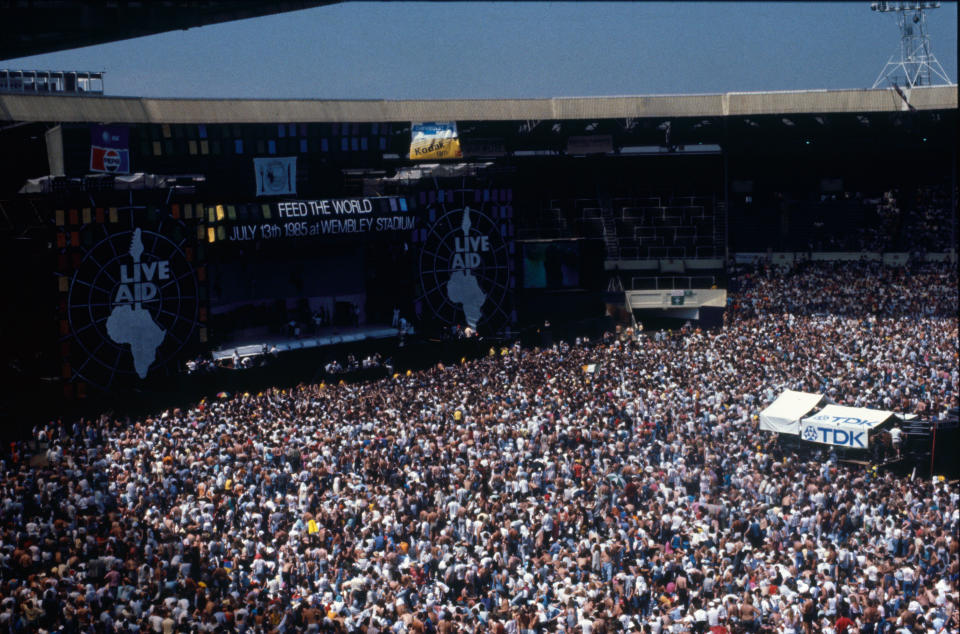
top-left (0, 86), bottom-right (956, 125)
top-left (0, 1), bottom-right (337, 61)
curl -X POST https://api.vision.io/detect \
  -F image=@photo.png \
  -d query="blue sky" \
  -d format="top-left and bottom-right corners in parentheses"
top-left (5, 2), bottom-right (958, 99)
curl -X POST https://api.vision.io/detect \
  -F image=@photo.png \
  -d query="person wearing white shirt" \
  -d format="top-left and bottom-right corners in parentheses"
top-left (707, 602), bottom-right (721, 627)
top-left (694, 606), bottom-right (708, 632)
top-left (899, 564), bottom-right (916, 598)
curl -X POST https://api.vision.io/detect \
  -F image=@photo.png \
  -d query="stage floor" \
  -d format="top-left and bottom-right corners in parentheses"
top-left (210, 324), bottom-right (409, 361)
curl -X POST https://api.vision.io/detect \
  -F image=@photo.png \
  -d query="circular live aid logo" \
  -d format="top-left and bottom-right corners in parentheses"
top-left (264, 160), bottom-right (289, 192)
top-left (66, 225), bottom-right (200, 387)
top-left (418, 205), bottom-right (511, 330)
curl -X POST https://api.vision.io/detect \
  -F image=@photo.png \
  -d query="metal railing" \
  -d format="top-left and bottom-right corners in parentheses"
top-left (629, 275), bottom-right (717, 290)
top-left (0, 69), bottom-right (104, 94)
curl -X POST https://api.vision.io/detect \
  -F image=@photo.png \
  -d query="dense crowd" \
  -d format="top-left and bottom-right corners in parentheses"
top-left (843, 187), bottom-right (956, 254)
top-left (799, 187), bottom-right (956, 254)
top-left (1, 261), bottom-right (957, 634)
top-left (899, 187), bottom-right (956, 254)
top-left (849, 191), bottom-right (903, 254)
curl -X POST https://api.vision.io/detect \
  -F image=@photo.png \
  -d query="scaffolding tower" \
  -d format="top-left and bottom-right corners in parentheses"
top-left (871, 1), bottom-right (953, 89)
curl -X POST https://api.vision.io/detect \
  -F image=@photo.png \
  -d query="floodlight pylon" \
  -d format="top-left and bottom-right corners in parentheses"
top-left (871, 1), bottom-right (952, 89)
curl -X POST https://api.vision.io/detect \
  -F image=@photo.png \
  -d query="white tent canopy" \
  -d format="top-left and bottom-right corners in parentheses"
top-left (799, 404), bottom-right (898, 450)
top-left (759, 390), bottom-right (826, 435)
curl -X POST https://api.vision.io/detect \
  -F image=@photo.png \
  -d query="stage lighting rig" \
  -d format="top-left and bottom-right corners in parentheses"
top-left (871, 1), bottom-right (952, 89)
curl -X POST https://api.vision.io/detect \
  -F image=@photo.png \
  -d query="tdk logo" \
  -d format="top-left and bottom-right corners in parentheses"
top-left (812, 415), bottom-right (871, 425)
top-left (804, 425), bottom-right (866, 448)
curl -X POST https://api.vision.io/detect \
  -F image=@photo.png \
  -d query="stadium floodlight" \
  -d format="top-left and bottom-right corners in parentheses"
top-left (871, 1), bottom-right (952, 89)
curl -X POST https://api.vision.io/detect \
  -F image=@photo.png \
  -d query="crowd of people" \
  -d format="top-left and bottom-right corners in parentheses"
top-left (819, 186), bottom-right (957, 254)
top-left (847, 191), bottom-right (903, 254)
top-left (899, 187), bottom-right (956, 255)
top-left (0, 261), bottom-right (957, 633)
top-left (324, 354), bottom-right (391, 376)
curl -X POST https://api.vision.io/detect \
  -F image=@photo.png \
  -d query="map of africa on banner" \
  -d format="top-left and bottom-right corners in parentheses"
top-left (105, 229), bottom-right (166, 378)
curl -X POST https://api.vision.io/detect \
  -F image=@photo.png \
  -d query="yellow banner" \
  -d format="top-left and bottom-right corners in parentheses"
top-left (410, 136), bottom-right (462, 160)
top-left (410, 122), bottom-right (462, 160)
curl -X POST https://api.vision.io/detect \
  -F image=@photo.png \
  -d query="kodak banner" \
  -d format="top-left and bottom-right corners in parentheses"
top-left (410, 122), bottom-right (462, 160)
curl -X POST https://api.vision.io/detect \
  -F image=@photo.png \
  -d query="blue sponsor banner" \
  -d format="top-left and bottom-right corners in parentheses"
top-left (90, 125), bottom-right (130, 173)
top-left (412, 122), bottom-right (458, 138)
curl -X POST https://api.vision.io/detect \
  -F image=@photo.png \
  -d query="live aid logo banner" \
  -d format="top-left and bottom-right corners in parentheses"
top-left (89, 125), bottom-right (130, 174)
top-left (254, 157), bottom-right (297, 196)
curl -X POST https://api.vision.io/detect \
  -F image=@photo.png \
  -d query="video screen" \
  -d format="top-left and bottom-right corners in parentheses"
top-left (522, 241), bottom-right (581, 289)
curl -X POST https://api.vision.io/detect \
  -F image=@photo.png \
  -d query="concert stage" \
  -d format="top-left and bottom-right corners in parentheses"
top-left (210, 324), bottom-right (411, 362)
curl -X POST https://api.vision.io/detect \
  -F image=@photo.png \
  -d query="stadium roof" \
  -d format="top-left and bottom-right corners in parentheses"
top-left (0, 2), bottom-right (336, 61)
top-left (0, 85), bottom-right (956, 124)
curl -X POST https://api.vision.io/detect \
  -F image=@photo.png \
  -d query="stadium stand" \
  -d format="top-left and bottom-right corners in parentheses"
top-left (0, 85), bottom-right (956, 633)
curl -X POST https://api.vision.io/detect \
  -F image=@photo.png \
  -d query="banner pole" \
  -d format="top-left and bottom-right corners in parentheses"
top-left (930, 420), bottom-right (936, 478)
